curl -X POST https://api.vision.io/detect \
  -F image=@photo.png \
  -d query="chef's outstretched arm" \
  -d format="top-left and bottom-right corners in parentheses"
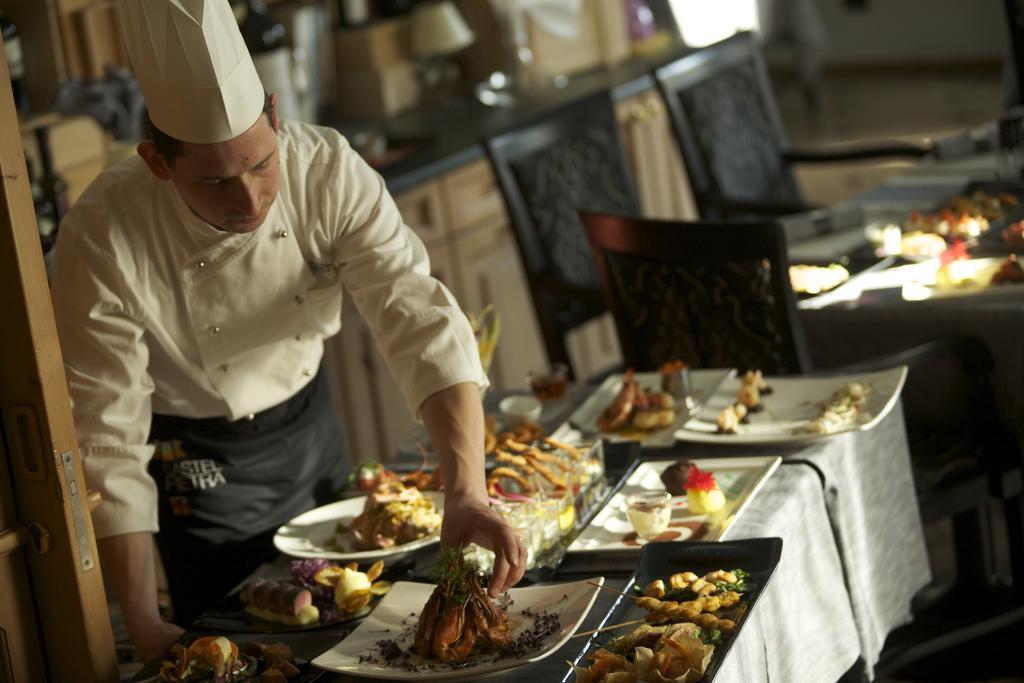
top-left (99, 533), bottom-right (184, 660)
top-left (421, 382), bottom-right (527, 596)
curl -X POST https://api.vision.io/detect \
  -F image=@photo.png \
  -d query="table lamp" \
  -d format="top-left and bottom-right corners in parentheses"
top-left (411, 0), bottom-right (475, 92)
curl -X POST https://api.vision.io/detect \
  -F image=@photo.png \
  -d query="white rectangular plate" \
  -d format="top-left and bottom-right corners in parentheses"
top-left (675, 366), bottom-right (908, 445)
top-left (311, 577), bottom-right (604, 679)
top-left (273, 492), bottom-right (443, 563)
top-left (555, 368), bottom-right (736, 447)
top-left (567, 456), bottom-right (781, 553)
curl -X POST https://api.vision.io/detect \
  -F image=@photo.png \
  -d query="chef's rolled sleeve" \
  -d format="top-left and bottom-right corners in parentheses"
top-left (51, 225), bottom-right (159, 538)
top-left (328, 134), bottom-right (488, 419)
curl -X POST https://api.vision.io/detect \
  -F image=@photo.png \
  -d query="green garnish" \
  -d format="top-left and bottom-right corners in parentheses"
top-left (699, 628), bottom-right (723, 646)
top-left (432, 547), bottom-right (481, 602)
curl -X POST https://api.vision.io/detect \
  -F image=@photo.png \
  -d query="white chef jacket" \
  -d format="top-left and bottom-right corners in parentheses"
top-left (51, 120), bottom-right (487, 539)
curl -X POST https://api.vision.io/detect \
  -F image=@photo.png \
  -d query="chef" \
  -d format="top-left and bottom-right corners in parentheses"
top-left (50, 0), bottom-right (526, 661)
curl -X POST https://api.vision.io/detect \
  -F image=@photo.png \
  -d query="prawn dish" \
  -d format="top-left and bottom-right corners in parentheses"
top-left (414, 548), bottom-right (512, 662)
top-left (597, 369), bottom-right (677, 433)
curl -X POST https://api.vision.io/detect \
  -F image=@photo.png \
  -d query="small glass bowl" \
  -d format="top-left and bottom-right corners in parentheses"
top-left (498, 394), bottom-right (542, 428)
top-left (625, 491), bottom-right (673, 540)
top-left (527, 363), bottom-right (569, 401)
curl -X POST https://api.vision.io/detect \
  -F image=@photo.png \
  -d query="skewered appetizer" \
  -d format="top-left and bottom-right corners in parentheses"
top-left (573, 568), bottom-right (753, 682)
top-left (414, 548), bottom-right (512, 662)
top-left (342, 482), bottom-right (442, 551)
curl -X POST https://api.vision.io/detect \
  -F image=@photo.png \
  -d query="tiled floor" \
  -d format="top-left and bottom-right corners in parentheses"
top-left (777, 69), bottom-right (1024, 683)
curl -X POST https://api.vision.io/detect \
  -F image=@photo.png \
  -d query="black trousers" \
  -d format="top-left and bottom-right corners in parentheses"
top-left (148, 366), bottom-right (348, 625)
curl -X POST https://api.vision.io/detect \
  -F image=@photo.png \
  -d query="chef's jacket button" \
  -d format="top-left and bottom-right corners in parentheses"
top-left (246, 413), bottom-right (255, 421)
top-left (278, 229), bottom-right (289, 238)
top-left (302, 368), bottom-right (312, 377)
top-left (295, 334), bottom-right (302, 341)
top-left (294, 295), bottom-right (304, 305)
top-left (198, 261), bottom-right (206, 269)
top-left (220, 364), bottom-right (229, 373)
top-left (211, 326), bottom-right (221, 334)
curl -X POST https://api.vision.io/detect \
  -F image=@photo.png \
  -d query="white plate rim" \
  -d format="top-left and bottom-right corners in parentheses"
top-left (273, 492), bottom-right (443, 562)
top-left (674, 366), bottom-right (908, 446)
top-left (561, 368), bottom-right (737, 446)
top-left (310, 576), bottom-right (605, 679)
top-left (567, 455), bottom-right (781, 554)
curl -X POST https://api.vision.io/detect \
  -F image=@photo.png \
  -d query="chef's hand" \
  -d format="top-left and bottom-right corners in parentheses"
top-left (132, 617), bottom-right (185, 662)
top-left (442, 494), bottom-right (527, 597)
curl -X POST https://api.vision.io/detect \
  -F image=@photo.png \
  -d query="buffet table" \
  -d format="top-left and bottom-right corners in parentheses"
top-left (211, 404), bottom-right (926, 683)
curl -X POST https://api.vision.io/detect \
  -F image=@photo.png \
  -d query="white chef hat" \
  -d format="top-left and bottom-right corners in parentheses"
top-left (118, 0), bottom-right (265, 144)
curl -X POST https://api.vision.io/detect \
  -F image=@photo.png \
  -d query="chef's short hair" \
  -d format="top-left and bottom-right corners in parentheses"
top-left (144, 92), bottom-right (275, 164)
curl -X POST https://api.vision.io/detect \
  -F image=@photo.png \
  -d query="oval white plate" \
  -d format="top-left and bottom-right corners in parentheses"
top-left (312, 577), bottom-right (605, 679)
top-left (675, 366), bottom-right (908, 445)
top-left (273, 492), bottom-right (443, 563)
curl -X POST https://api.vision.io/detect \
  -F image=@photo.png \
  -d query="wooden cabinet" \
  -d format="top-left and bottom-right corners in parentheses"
top-left (616, 89), bottom-right (699, 221)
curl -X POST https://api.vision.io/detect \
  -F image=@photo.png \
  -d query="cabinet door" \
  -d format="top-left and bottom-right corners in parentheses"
top-left (325, 292), bottom-right (418, 465)
top-left (450, 215), bottom-right (546, 392)
top-left (616, 91), bottom-right (698, 220)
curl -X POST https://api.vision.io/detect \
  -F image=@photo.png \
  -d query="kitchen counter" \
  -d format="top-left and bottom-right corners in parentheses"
top-left (321, 46), bottom-right (691, 195)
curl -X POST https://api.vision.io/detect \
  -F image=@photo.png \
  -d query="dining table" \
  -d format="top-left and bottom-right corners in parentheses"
top-left (206, 386), bottom-right (930, 683)
top-left (787, 130), bottom-right (1024, 447)
top-left (148, 137), bottom-right (1024, 683)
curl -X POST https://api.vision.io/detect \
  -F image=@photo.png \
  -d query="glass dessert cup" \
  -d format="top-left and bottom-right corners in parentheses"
top-left (625, 491), bottom-right (672, 541)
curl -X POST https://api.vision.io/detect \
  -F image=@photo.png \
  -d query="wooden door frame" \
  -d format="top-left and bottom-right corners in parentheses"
top-left (0, 36), bottom-right (118, 682)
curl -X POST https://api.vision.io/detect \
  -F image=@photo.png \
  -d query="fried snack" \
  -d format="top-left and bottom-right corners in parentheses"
top-left (544, 437), bottom-right (582, 461)
top-left (495, 449), bottom-right (531, 469)
top-left (497, 422), bottom-right (545, 449)
top-left (525, 447), bottom-right (572, 473)
top-left (572, 622), bottom-right (713, 683)
top-left (644, 579), bottom-right (667, 598)
top-left (524, 454), bottom-right (567, 489)
top-left (487, 466), bottom-right (534, 495)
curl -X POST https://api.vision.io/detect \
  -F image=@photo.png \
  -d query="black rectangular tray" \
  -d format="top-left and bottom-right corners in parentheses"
top-left (564, 537), bottom-right (783, 682)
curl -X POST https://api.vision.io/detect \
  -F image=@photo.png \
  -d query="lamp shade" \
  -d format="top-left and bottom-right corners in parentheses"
top-left (412, 1), bottom-right (475, 58)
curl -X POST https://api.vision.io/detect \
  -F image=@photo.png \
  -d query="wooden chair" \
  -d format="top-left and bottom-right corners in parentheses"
top-left (654, 31), bottom-right (931, 219)
top-left (579, 210), bottom-right (1024, 673)
top-left (576, 212), bottom-right (810, 375)
top-left (485, 91), bottom-right (641, 378)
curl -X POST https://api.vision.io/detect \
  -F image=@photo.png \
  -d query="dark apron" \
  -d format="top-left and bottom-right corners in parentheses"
top-left (148, 365), bottom-right (348, 625)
